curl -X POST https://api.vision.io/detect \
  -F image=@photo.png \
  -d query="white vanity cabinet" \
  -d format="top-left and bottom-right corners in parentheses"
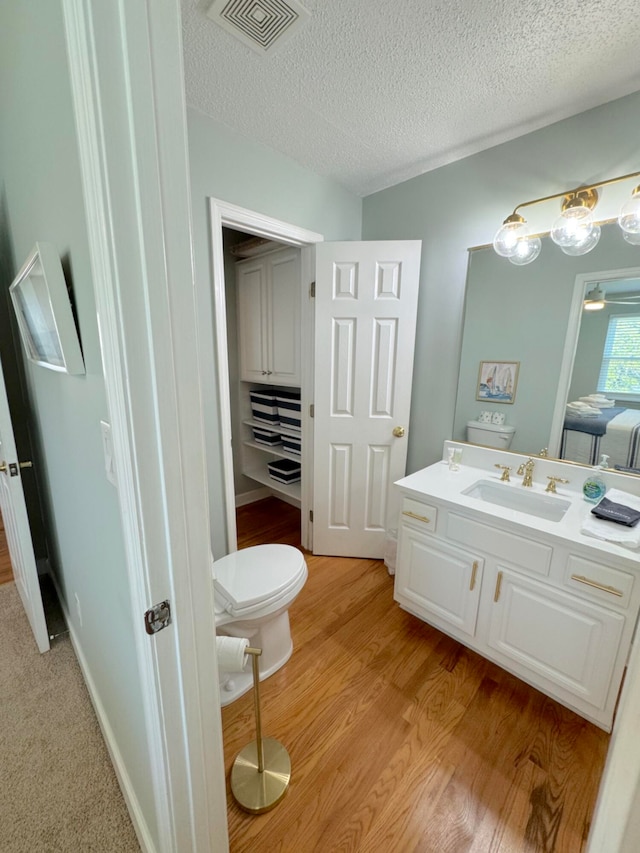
top-left (394, 490), bottom-right (639, 731)
top-left (236, 247), bottom-right (301, 386)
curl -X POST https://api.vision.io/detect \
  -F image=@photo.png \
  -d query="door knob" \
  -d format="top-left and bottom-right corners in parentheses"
top-left (392, 426), bottom-right (405, 438)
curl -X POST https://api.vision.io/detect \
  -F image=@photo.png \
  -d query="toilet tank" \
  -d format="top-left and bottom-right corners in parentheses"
top-left (466, 420), bottom-right (515, 448)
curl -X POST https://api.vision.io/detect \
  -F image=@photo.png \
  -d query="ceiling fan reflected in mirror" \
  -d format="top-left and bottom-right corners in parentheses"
top-left (583, 284), bottom-right (640, 311)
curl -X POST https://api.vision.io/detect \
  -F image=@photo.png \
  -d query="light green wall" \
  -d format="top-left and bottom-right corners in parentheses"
top-left (0, 1), bottom-right (157, 843)
top-left (453, 226), bottom-right (640, 453)
top-left (187, 107), bottom-right (362, 555)
top-left (363, 91), bottom-right (640, 471)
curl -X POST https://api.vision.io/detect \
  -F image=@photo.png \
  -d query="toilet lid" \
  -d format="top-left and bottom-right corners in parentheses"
top-left (213, 544), bottom-right (307, 615)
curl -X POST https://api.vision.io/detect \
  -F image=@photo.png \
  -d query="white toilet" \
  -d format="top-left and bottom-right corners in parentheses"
top-left (213, 543), bottom-right (308, 706)
top-left (466, 419), bottom-right (516, 448)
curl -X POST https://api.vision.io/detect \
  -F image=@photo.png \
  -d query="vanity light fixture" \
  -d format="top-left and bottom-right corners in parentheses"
top-left (619, 185), bottom-right (640, 245)
top-left (583, 284), bottom-right (640, 311)
top-left (493, 171), bottom-right (640, 265)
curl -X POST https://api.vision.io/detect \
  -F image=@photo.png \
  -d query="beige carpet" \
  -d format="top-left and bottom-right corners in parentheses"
top-left (0, 581), bottom-right (141, 852)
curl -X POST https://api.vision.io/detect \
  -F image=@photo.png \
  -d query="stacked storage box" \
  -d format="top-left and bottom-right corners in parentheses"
top-left (250, 389), bottom-right (279, 425)
top-left (281, 434), bottom-right (301, 455)
top-left (267, 458), bottom-right (301, 484)
top-left (276, 389), bottom-right (301, 431)
top-left (252, 427), bottom-right (282, 447)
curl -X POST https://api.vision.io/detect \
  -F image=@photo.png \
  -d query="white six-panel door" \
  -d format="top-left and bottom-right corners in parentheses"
top-left (313, 241), bottom-right (422, 557)
top-left (0, 358), bottom-right (49, 652)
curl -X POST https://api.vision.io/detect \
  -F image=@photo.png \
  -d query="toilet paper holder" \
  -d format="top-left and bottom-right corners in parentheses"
top-left (230, 646), bottom-right (291, 814)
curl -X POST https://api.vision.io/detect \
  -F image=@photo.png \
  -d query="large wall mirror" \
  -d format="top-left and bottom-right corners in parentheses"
top-left (453, 222), bottom-right (640, 474)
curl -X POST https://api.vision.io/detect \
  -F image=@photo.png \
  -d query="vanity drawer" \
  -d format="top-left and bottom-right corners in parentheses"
top-left (446, 513), bottom-right (552, 576)
top-left (400, 498), bottom-right (437, 533)
top-left (564, 555), bottom-right (634, 609)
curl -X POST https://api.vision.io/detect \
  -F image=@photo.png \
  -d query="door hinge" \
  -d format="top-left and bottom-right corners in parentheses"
top-left (309, 510), bottom-right (314, 522)
top-left (144, 600), bottom-right (172, 635)
top-left (310, 281), bottom-right (315, 298)
top-left (310, 404), bottom-right (314, 418)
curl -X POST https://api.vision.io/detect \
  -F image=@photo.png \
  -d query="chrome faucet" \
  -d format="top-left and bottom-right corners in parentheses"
top-left (517, 458), bottom-right (535, 487)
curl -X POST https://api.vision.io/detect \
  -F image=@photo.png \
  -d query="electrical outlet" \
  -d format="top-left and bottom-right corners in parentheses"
top-left (74, 592), bottom-right (83, 628)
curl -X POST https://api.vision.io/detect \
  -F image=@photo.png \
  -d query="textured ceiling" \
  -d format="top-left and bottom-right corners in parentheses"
top-left (182, 0), bottom-right (640, 197)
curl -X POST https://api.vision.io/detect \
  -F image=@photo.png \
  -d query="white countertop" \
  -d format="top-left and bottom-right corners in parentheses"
top-left (395, 442), bottom-right (640, 566)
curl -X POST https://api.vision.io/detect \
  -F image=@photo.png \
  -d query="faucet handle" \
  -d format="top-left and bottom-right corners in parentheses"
top-left (546, 476), bottom-right (569, 494)
top-left (494, 463), bottom-right (512, 482)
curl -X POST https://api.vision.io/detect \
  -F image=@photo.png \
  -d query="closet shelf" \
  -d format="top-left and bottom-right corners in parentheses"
top-left (242, 418), bottom-right (302, 439)
top-left (242, 439), bottom-right (301, 463)
top-left (244, 466), bottom-right (301, 506)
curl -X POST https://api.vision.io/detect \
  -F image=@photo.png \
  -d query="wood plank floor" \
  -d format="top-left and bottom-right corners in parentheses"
top-left (0, 510), bottom-right (14, 585)
top-left (225, 497), bottom-right (610, 852)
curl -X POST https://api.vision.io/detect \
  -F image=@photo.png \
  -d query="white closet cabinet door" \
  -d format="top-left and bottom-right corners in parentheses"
top-left (237, 259), bottom-right (269, 383)
top-left (268, 248), bottom-right (301, 386)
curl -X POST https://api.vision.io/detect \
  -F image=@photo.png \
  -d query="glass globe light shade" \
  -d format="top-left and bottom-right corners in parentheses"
top-left (493, 217), bottom-right (529, 258)
top-left (618, 187), bottom-right (640, 236)
top-left (622, 230), bottom-right (640, 246)
top-left (550, 204), bottom-right (595, 248)
top-left (508, 236), bottom-right (542, 265)
top-left (560, 224), bottom-right (601, 256)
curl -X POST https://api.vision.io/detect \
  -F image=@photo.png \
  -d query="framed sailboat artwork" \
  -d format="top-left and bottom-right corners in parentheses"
top-left (476, 360), bottom-right (519, 404)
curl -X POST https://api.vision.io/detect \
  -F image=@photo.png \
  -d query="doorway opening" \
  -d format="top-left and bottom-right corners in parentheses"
top-left (222, 226), bottom-right (304, 550)
top-left (207, 199), bottom-right (323, 555)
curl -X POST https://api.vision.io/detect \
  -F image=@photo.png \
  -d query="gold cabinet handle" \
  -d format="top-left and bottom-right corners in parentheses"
top-left (469, 560), bottom-right (478, 591)
top-left (570, 574), bottom-right (623, 597)
top-left (402, 510), bottom-right (430, 524)
top-left (0, 461), bottom-right (6, 473)
top-left (494, 571), bottom-right (503, 603)
top-left (392, 426), bottom-right (406, 438)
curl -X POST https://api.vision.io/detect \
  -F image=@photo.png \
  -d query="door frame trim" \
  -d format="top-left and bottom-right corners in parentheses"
top-left (63, 2), bottom-right (226, 849)
top-left (207, 198), bottom-right (323, 551)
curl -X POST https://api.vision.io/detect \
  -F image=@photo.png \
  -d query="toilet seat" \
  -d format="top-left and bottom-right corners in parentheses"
top-left (213, 544), bottom-right (307, 618)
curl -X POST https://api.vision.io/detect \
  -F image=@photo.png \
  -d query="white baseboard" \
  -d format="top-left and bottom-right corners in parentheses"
top-left (49, 575), bottom-right (156, 853)
top-left (235, 486), bottom-right (301, 511)
top-left (235, 486), bottom-right (270, 507)
top-left (273, 491), bottom-right (301, 509)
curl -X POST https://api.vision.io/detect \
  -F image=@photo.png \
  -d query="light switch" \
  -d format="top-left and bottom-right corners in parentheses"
top-left (100, 420), bottom-right (117, 486)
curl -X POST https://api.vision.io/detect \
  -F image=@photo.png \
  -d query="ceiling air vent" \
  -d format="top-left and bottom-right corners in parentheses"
top-left (206, 0), bottom-right (310, 54)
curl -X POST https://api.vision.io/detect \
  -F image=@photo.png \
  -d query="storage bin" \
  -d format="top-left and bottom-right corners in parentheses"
top-left (252, 427), bottom-right (282, 447)
top-left (250, 389), bottom-right (279, 425)
top-left (267, 458), bottom-right (301, 484)
top-left (276, 389), bottom-right (301, 431)
top-left (281, 434), bottom-right (301, 455)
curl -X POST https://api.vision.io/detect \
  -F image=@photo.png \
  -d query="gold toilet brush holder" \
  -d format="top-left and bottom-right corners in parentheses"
top-left (230, 646), bottom-right (291, 814)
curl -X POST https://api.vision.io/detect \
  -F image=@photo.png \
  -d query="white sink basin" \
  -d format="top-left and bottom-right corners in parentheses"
top-left (462, 479), bottom-right (571, 522)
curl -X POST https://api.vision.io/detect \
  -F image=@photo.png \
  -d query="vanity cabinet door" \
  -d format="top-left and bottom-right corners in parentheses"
top-left (394, 525), bottom-right (483, 637)
top-left (488, 568), bottom-right (625, 711)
